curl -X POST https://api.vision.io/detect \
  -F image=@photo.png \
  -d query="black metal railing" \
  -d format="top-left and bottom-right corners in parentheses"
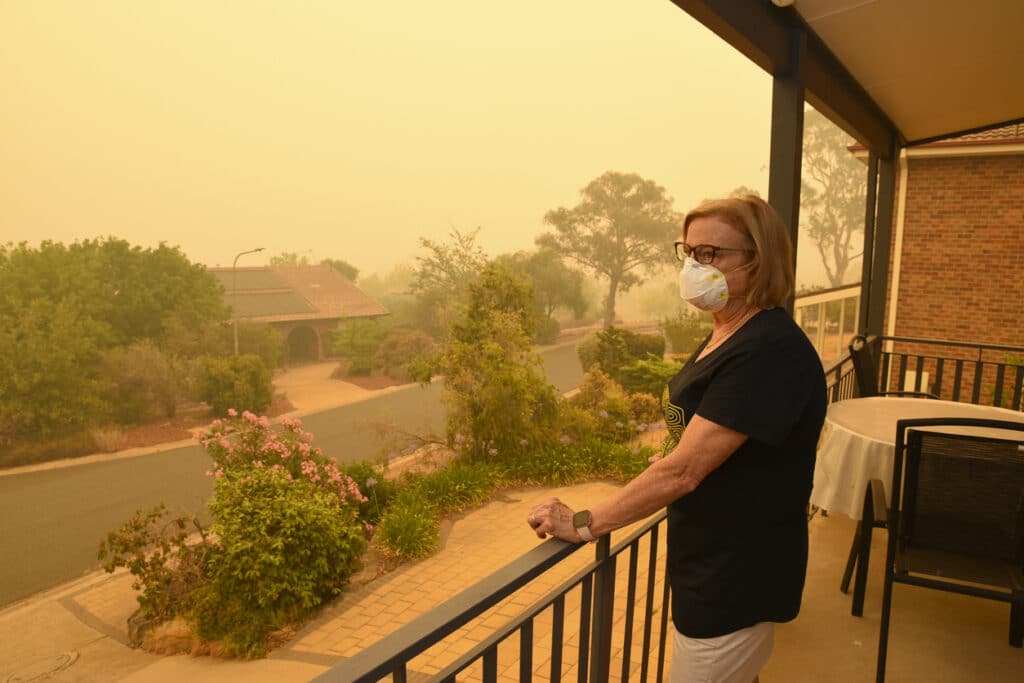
top-left (855, 336), bottom-right (1024, 408)
top-left (313, 512), bottom-right (671, 683)
top-left (824, 335), bottom-right (1024, 409)
top-left (312, 334), bottom-right (1022, 683)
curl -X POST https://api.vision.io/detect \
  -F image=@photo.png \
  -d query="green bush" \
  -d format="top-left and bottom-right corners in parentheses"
top-left (433, 264), bottom-right (562, 461)
top-left (576, 326), bottom-right (665, 381)
top-left (100, 341), bottom-right (183, 423)
top-left (193, 467), bottom-right (365, 657)
top-left (572, 368), bottom-right (635, 443)
top-left (340, 460), bottom-right (396, 527)
top-left (377, 495), bottom-right (440, 562)
top-left (660, 310), bottom-right (710, 355)
top-left (405, 460), bottom-right (498, 513)
top-left (97, 504), bottom-right (210, 622)
top-left (533, 316), bottom-right (561, 345)
top-left (331, 319), bottom-right (389, 376)
top-left (617, 355), bottom-right (683, 398)
top-left (621, 328), bottom-right (665, 360)
top-left (198, 354), bottom-right (273, 416)
top-left (233, 322), bottom-right (286, 369)
top-left (372, 327), bottom-right (436, 382)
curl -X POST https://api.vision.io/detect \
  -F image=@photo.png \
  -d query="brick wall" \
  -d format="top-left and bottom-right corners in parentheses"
top-left (895, 154), bottom-right (1024, 347)
top-left (878, 153), bottom-right (1024, 403)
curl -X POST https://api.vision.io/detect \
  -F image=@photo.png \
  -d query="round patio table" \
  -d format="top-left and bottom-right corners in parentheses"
top-left (810, 396), bottom-right (1024, 519)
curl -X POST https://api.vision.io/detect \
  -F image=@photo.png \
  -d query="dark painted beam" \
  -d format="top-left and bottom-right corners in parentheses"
top-left (858, 154), bottom-right (879, 334)
top-left (668, 0), bottom-right (899, 158)
top-left (767, 24), bottom-right (804, 315)
top-left (865, 139), bottom-right (898, 336)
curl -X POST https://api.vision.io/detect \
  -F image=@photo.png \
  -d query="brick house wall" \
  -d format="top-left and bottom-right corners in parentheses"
top-left (895, 154), bottom-right (1024, 346)
top-left (879, 149), bottom-right (1024, 402)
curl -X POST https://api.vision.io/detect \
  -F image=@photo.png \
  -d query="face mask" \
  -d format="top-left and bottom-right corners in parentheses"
top-left (678, 257), bottom-right (730, 312)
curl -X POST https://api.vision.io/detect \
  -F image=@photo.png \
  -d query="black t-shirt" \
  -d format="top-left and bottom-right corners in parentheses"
top-left (662, 306), bottom-right (826, 638)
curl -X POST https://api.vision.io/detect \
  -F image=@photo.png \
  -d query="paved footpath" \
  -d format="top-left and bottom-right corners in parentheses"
top-left (1, 480), bottom-right (655, 683)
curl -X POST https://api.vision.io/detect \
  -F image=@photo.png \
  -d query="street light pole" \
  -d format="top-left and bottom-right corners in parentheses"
top-left (232, 247), bottom-right (264, 355)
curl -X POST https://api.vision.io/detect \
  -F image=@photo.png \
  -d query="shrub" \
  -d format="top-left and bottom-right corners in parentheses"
top-left (198, 355), bottom-right (273, 416)
top-left (533, 316), bottom-right (561, 345)
top-left (100, 341), bottom-right (182, 423)
top-left (331, 319), bottom-right (389, 376)
top-left (97, 504), bottom-right (210, 622)
top-left (621, 328), bottom-right (665, 360)
top-left (377, 495), bottom-right (440, 562)
top-left (576, 327), bottom-right (665, 381)
top-left (340, 460), bottom-right (395, 527)
top-left (431, 264), bottom-right (562, 461)
top-left (571, 368), bottom-right (636, 443)
top-left (629, 391), bottom-right (664, 425)
top-left (617, 355), bottom-right (683, 398)
top-left (199, 412), bottom-right (368, 513)
top-left (188, 413), bottom-right (368, 656)
top-left (233, 322), bottom-right (286, 369)
top-left (372, 327), bottom-right (436, 382)
top-left (193, 467), bottom-right (365, 657)
top-left (660, 310), bottom-right (710, 355)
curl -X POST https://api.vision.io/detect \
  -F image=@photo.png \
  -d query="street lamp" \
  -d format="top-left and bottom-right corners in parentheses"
top-left (232, 247), bottom-right (264, 355)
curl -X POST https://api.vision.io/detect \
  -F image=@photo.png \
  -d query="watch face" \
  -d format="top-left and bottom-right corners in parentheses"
top-left (572, 510), bottom-right (592, 528)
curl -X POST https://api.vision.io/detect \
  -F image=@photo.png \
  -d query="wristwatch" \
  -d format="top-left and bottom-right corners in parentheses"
top-left (573, 509), bottom-right (596, 542)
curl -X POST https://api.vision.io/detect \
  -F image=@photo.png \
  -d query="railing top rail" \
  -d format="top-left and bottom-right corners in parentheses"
top-left (312, 539), bottom-right (583, 682)
top-left (878, 335), bottom-right (1024, 355)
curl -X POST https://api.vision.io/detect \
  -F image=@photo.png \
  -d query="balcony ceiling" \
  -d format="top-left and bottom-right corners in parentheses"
top-left (792, 0), bottom-right (1024, 144)
top-left (672, 0), bottom-right (1024, 149)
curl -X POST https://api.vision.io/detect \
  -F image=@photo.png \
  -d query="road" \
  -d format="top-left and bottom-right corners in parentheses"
top-left (0, 342), bottom-right (582, 607)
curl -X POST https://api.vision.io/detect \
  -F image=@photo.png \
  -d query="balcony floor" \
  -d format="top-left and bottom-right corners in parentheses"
top-left (766, 512), bottom-right (1024, 681)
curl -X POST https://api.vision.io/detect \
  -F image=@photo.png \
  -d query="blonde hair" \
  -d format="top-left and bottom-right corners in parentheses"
top-left (682, 194), bottom-right (794, 308)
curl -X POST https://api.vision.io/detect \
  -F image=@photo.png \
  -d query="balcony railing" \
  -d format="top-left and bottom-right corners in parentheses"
top-left (314, 335), bottom-right (1022, 683)
top-left (314, 513), bottom-right (671, 683)
top-left (826, 335), bottom-right (1024, 409)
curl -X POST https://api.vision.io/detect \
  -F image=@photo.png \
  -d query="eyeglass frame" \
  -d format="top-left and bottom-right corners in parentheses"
top-left (673, 241), bottom-right (756, 264)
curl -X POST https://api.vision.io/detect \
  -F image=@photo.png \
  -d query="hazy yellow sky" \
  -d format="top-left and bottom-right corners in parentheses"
top-left (2, 1), bottom-right (835, 284)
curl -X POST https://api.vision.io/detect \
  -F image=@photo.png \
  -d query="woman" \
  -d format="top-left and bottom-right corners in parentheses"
top-left (527, 195), bottom-right (827, 683)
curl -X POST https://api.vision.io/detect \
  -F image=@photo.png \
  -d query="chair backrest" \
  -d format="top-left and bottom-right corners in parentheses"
top-left (893, 418), bottom-right (1024, 569)
top-left (849, 334), bottom-right (881, 398)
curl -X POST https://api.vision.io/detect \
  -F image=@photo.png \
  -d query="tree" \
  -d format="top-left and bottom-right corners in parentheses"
top-left (0, 238), bottom-right (229, 441)
top-left (537, 172), bottom-right (681, 327)
top-left (410, 228), bottom-right (488, 337)
top-left (320, 258), bottom-right (359, 282)
top-left (422, 263), bottom-right (559, 460)
top-left (268, 252), bottom-right (310, 266)
top-left (801, 109), bottom-right (867, 287)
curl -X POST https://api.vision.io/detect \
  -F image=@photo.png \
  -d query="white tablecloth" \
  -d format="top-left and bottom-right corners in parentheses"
top-left (810, 397), bottom-right (1024, 519)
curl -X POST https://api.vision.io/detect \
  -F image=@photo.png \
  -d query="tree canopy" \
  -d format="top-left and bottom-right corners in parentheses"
top-left (410, 228), bottom-right (488, 337)
top-left (801, 109), bottom-right (866, 287)
top-left (537, 172), bottom-right (680, 327)
top-left (0, 238), bottom-right (229, 443)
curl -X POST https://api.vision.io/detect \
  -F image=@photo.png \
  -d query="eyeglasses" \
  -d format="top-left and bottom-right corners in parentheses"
top-left (674, 241), bottom-right (755, 264)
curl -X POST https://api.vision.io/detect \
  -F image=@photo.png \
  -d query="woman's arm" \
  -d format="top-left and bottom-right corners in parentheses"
top-left (528, 414), bottom-right (747, 542)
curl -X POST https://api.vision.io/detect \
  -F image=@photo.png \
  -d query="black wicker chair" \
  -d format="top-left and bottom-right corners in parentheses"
top-left (876, 418), bottom-right (1024, 682)
top-left (849, 335), bottom-right (938, 399)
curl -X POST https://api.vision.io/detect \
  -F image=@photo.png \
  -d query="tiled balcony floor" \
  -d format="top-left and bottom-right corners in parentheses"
top-left (766, 512), bottom-right (1024, 682)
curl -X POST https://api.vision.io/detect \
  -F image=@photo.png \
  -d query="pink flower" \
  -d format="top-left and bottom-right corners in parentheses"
top-left (227, 408), bottom-right (238, 417)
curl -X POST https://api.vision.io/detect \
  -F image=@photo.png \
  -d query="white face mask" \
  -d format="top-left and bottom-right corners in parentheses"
top-left (678, 257), bottom-right (730, 312)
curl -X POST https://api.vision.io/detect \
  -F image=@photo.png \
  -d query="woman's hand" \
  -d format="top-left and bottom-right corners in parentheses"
top-left (527, 497), bottom-right (583, 543)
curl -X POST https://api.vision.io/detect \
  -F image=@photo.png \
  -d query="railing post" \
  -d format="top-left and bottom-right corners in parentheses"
top-left (589, 535), bottom-right (615, 683)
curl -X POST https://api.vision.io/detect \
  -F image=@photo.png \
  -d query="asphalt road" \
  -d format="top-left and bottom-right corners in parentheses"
top-left (0, 342), bottom-right (582, 607)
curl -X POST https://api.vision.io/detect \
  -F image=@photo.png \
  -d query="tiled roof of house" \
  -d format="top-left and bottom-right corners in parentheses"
top-left (208, 265), bottom-right (388, 323)
top-left (944, 123), bottom-right (1024, 143)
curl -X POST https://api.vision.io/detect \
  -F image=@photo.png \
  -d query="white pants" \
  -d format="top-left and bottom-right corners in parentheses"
top-left (671, 622), bottom-right (774, 683)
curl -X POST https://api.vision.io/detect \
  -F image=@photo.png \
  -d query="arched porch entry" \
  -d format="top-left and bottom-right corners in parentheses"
top-left (286, 326), bottom-right (320, 363)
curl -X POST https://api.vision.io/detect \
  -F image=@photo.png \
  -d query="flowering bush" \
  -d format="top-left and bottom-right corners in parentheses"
top-left (198, 410), bottom-right (367, 514)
